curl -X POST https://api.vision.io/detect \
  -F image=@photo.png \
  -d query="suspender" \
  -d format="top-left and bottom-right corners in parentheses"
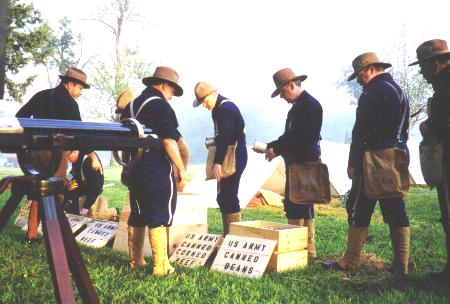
top-left (130, 96), bottom-right (161, 119)
top-left (213, 99), bottom-right (232, 136)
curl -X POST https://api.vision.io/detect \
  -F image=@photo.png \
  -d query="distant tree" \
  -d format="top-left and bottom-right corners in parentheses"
top-left (87, 0), bottom-right (152, 121)
top-left (389, 40), bottom-right (431, 127)
top-left (87, 0), bottom-right (152, 165)
top-left (5, 0), bottom-right (56, 102)
top-left (335, 65), bottom-right (362, 105)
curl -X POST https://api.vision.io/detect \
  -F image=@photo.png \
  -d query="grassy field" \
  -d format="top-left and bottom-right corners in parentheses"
top-left (0, 167), bottom-right (450, 303)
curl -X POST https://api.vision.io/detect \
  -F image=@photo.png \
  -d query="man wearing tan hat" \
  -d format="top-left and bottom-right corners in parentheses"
top-left (323, 52), bottom-right (411, 275)
top-left (257, 68), bottom-right (323, 259)
top-left (16, 67), bottom-right (101, 244)
top-left (120, 66), bottom-right (186, 276)
top-left (410, 39), bottom-right (450, 282)
top-left (193, 81), bottom-right (247, 235)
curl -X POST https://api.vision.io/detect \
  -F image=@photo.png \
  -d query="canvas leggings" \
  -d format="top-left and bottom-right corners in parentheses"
top-left (345, 175), bottom-right (409, 228)
top-left (283, 163), bottom-right (314, 220)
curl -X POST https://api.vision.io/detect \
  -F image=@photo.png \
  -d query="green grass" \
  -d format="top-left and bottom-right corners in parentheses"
top-left (1, 168), bottom-right (450, 303)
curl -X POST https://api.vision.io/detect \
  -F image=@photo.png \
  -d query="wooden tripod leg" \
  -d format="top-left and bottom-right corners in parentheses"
top-left (0, 180), bottom-right (24, 231)
top-left (56, 199), bottom-right (99, 304)
top-left (40, 194), bottom-right (76, 304)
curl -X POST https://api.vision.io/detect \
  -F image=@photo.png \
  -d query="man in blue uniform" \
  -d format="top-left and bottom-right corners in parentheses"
top-left (193, 81), bottom-right (247, 235)
top-left (121, 66), bottom-right (186, 275)
top-left (323, 52), bottom-right (410, 275)
top-left (16, 67), bottom-right (100, 243)
top-left (261, 68), bottom-right (322, 259)
top-left (410, 39), bottom-right (450, 281)
top-left (65, 151), bottom-right (104, 217)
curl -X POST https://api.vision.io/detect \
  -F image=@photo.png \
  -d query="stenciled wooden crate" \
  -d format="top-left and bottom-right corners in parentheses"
top-left (113, 192), bottom-right (208, 256)
top-left (229, 220), bottom-right (308, 272)
top-left (229, 220), bottom-right (307, 252)
top-left (268, 249), bottom-right (308, 272)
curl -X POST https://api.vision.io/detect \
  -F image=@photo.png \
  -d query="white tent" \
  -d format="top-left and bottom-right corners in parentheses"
top-left (183, 147), bottom-right (283, 208)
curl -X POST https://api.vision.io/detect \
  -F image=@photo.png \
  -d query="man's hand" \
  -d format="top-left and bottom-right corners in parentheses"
top-left (176, 167), bottom-right (186, 192)
top-left (68, 180), bottom-right (79, 190)
top-left (347, 166), bottom-right (355, 180)
top-left (80, 208), bottom-right (89, 217)
top-left (213, 164), bottom-right (222, 181)
top-left (265, 148), bottom-right (277, 161)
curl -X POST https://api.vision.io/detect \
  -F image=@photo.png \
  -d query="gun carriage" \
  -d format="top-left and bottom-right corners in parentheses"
top-left (0, 115), bottom-right (162, 304)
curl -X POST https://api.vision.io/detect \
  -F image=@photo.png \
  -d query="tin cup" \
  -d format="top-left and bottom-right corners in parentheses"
top-left (253, 141), bottom-right (267, 153)
top-left (205, 137), bottom-right (216, 148)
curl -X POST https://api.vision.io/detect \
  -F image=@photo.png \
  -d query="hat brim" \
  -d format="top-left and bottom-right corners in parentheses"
top-left (271, 75), bottom-right (307, 98)
top-left (142, 77), bottom-right (183, 96)
top-left (408, 52), bottom-right (450, 66)
top-left (192, 88), bottom-right (218, 108)
top-left (59, 76), bottom-right (90, 89)
top-left (347, 62), bottom-right (392, 81)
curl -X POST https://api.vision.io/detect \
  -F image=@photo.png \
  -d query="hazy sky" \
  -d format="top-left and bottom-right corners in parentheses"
top-left (29, 0), bottom-right (450, 114)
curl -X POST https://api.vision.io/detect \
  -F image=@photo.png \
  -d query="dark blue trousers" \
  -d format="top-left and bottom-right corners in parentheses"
top-left (128, 152), bottom-right (177, 228)
top-left (346, 176), bottom-right (409, 227)
top-left (217, 139), bottom-right (248, 214)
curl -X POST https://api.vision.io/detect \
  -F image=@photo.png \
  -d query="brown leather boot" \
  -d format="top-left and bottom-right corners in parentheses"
top-left (304, 219), bottom-right (317, 259)
top-left (336, 226), bottom-right (368, 270)
top-left (25, 200), bottom-right (40, 242)
top-left (389, 227), bottom-right (410, 275)
top-left (288, 219), bottom-right (316, 259)
top-left (149, 226), bottom-right (175, 276)
top-left (222, 212), bottom-right (241, 235)
top-left (127, 226), bottom-right (147, 269)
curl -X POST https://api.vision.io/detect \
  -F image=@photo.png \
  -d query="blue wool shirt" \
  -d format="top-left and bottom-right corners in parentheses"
top-left (121, 86), bottom-right (180, 141)
top-left (212, 94), bottom-right (245, 164)
top-left (348, 73), bottom-right (409, 170)
top-left (268, 90), bottom-right (322, 163)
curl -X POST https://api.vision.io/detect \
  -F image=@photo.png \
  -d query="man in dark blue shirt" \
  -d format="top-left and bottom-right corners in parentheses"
top-left (411, 39), bottom-right (450, 281)
top-left (121, 66), bottom-right (185, 275)
top-left (65, 151), bottom-right (104, 217)
top-left (16, 67), bottom-right (100, 243)
top-left (263, 68), bottom-right (323, 259)
top-left (323, 52), bottom-right (410, 275)
top-left (193, 81), bottom-right (247, 235)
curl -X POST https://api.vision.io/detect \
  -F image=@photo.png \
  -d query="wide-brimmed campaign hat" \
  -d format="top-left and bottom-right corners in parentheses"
top-left (142, 66), bottom-right (183, 96)
top-left (271, 68), bottom-right (307, 98)
top-left (59, 67), bottom-right (90, 89)
top-left (347, 52), bottom-right (392, 81)
top-left (409, 39), bottom-right (450, 66)
top-left (193, 81), bottom-right (218, 107)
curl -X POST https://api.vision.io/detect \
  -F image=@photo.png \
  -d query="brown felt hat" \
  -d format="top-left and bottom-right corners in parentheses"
top-left (347, 52), bottom-right (392, 81)
top-left (271, 68), bottom-right (307, 98)
top-left (193, 81), bottom-right (218, 107)
top-left (59, 67), bottom-right (90, 89)
top-left (409, 39), bottom-right (450, 66)
top-left (142, 66), bottom-right (183, 96)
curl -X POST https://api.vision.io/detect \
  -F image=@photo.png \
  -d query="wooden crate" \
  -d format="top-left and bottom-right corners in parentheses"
top-left (229, 220), bottom-right (308, 252)
top-left (113, 192), bottom-right (209, 256)
top-left (267, 250), bottom-right (308, 272)
top-left (229, 220), bottom-right (308, 272)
